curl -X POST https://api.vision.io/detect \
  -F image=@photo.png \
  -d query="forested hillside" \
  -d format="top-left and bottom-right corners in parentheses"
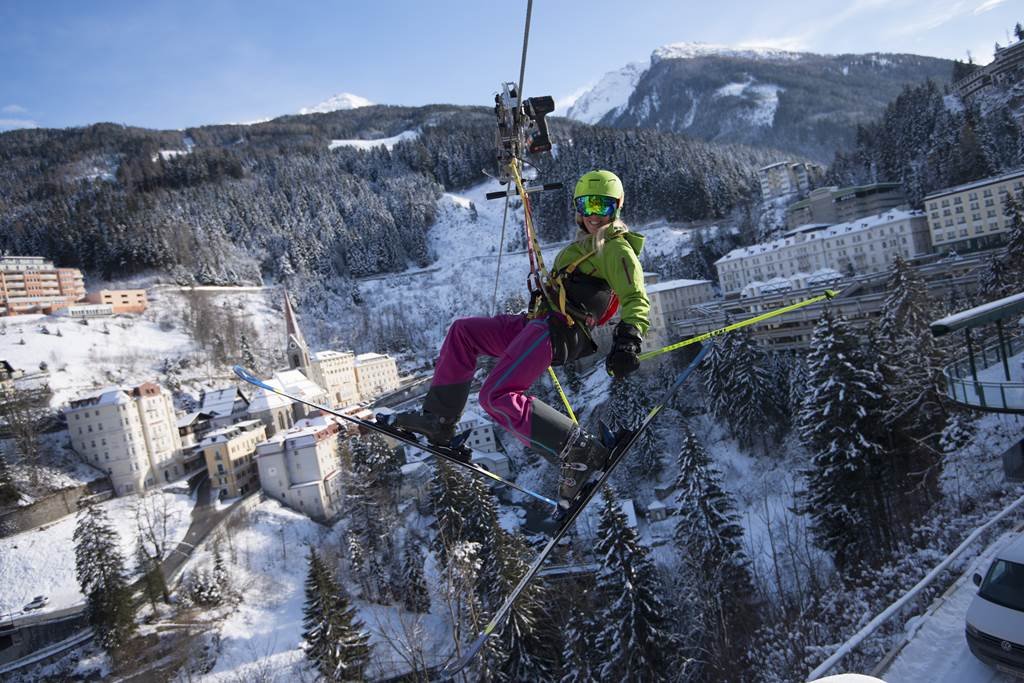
top-left (0, 106), bottom-right (782, 296)
top-left (828, 78), bottom-right (1024, 206)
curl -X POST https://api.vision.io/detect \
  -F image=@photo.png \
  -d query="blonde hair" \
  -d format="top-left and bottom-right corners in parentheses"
top-left (574, 217), bottom-right (628, 256)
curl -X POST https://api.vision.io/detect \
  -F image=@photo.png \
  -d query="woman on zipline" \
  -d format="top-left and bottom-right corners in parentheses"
top-left (393, 169), bottom-right (650, 510)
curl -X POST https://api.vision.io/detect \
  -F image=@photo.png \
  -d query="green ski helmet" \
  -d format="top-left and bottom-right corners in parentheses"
top-left (573, 169), bottom-right (624, 219)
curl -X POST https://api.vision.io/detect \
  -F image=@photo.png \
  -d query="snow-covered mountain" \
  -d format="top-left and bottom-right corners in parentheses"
top-left (298, 92), bottom-right (374, 115)
top-left (564, 62), bottom-right (647, 124)
top-left (565, 41), bottom-right (954, 161)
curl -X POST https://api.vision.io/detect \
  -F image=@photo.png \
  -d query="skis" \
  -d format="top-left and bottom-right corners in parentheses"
top-left (441, 342), bottom-right (712, 678)
top-left (231, 366), bottom-right (558, 509)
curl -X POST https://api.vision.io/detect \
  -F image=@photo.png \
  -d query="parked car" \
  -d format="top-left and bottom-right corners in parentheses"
top-left (966, 534), bottom-right (1024, 677)
top-left (22, 595), bottom-right (49, 612)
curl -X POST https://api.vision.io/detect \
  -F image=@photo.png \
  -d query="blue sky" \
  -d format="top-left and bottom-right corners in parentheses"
top-left (1, 0), bottom-right (1020, 132)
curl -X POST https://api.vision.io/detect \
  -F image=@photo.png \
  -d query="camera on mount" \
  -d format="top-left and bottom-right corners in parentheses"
top-left (494, 82), bottom-right (555, 184)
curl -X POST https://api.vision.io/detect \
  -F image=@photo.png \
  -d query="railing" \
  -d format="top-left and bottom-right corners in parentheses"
top-left (943, 334), bottom-right (1024, 412)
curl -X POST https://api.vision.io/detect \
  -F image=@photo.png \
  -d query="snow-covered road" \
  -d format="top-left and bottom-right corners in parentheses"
top-left (882, 529), bottom-right (1022, 683)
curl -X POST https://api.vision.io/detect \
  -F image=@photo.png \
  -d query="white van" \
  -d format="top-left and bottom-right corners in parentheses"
top-left (966, 533), bottom-right (1024, 676)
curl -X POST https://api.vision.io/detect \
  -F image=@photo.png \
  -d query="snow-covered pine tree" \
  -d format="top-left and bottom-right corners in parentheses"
top-left (702, 336), bottom-right (735, 431)
top-left (303, 547), bottom-right (373, 682)
top-left (673, 421), bottom-right (757, 679)
top-left (603, 375), bottom-right (662, 481)
top-left (488, 529), bottom-right (555, 681)
top-left (212, 544), bottom-right (230, 597)
top-left (429, 461), bottom-right (471, 567)
top-left (723, 328), bottom-right (777, 453)
top-left (430, 462), bottom-right (499, 570)
top-left (239, 331), bottom-right (258, 372)
top-left (401, 539), bottom-right (430, 614)
top-left (593, 488), bottom-right (675, 682)
top-left (875, 256), bottom-right (946, 514)
top-left (798, 311), bottom-right (894, 568)
top-left (560, 603), bottom-right (599, 683)
top-left (1002, 188), bottom-right (1024, 282)
top-left (73, 501), bottom-right (136, 655)
top-left (345, 435), bottom-right (400, 601)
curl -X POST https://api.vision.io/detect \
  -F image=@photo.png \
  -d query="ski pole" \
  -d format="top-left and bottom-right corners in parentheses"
top-left (638, 289), bottom-right (839, 363)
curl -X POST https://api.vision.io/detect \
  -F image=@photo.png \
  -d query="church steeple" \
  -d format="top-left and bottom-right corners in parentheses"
top-left (283, 290), bottom-right (311, 372)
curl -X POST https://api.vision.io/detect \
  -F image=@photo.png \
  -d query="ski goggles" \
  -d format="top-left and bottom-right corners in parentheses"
top-left (574, 194), bottom-right (619, 217)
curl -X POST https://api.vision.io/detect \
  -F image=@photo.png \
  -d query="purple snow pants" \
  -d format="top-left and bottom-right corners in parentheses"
top-left (431, 314), bottom-right (553, 450)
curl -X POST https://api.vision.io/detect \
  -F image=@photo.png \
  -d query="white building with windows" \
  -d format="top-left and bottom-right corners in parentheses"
top-left (355, 353), bottom-right (400, 400)
top-left (65, 382), bottom-right (183, 496)
top-left (715, 210), bottom-right (932, 295)
top-left (255, 417), bottom-right (344, 522)
top-left (923, 169), bottom-right (1024, 255)
top-left (199, 419), bottom-right (266, 499)
top-left (311, 350), bottom-right (359, 408)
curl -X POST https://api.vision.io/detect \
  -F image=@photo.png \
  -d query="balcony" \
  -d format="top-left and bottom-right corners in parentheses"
top-left (942, 335), bottom-right (1023, 413)
top-left (931, 291), bottom-right (1024, 414)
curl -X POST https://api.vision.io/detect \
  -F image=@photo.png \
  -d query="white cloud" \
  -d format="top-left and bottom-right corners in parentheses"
top-left (2, 104), bottom-right (28, 114)
top-left (974, 0), bottom-right (1008, 14)
top-left (884, 1), bottom-right (968, 37)
top-left (0, 118), bottom-right (39, 130)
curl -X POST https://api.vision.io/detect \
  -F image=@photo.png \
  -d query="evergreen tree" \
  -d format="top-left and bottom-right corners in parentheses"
top-left (673, 421), bottom-right (757, 679)
top-left (725, 329), bottom-right (777, 452)
top-left (702, 337), bottom-right (735, 431)
top-left (560, 604), bottom-right (599, 683)
top-left (303, 548), bottom-right (373, 682)
top-left (489, 530), bottom-right (555, 681)
top-left (345, 435), bottom-right (401, 601)
top-left (401, 539), bottom-right (430, 614)
top-left (603, 375), bottom-right (662, 480)
top-left (798, 312), bottom-right (894, 568)
top-left (1002, 189), bottom-right (1024, 281)
top-left (239, 331), bottom-right (258, 371)
top-left (875, 258), bottom-right (946, 516)
top-left (73, 501), bottom-right (136, 655)
top-left (0, 455), bottom-right (18, 506)
top-left (593, 488), bottom-right (675, 681)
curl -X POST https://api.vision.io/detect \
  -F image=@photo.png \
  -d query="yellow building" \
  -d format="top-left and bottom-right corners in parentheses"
top-left (198, 419), bottom-right (266, 499)
top-left (86, 289), bottom-right (148, 314)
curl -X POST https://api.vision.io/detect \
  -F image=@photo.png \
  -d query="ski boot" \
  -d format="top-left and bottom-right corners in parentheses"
top-left (556, 427), bottom-right (609, 514)
top-left (390, 410), bottom-right (459, 447)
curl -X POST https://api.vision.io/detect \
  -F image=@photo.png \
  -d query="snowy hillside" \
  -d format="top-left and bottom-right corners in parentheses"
top-left (348, 180), bottom-right (698, 353)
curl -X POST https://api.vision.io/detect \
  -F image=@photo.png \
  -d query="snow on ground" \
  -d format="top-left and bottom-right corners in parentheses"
top-left (192, 498), bottom-right (452, 681)
top-left (0, 488), bottom-right (194, 616)
top-left (883, 529), bottom-right (1021, 683)
top-left (328, 130), bottom-right (419, 151)
top-left (193, 500), bottom-right (325, 682)
top-left (0, 283), bottom-right (286, 410)
top-left (0, 312), bottom-right (194, 409)
top-left (4, 430), bottom-right (106, 503)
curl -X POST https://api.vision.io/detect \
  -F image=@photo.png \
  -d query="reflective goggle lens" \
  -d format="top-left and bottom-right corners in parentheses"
top-left (575, 195), bottom-right (618, 217)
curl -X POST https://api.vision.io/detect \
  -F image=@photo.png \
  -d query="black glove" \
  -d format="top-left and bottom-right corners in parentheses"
top-left (606, 322), bottom-right (642, 377)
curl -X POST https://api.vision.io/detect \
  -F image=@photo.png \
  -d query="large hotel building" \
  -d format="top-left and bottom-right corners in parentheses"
top-left (0, 256), bottom-right (85, 315)
top-left (65, 382), bottom-right (184, 495)
top-left (923, 169), bottom-right (1024, 255)
top-left (715, 209), bottom-right (932, 295)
